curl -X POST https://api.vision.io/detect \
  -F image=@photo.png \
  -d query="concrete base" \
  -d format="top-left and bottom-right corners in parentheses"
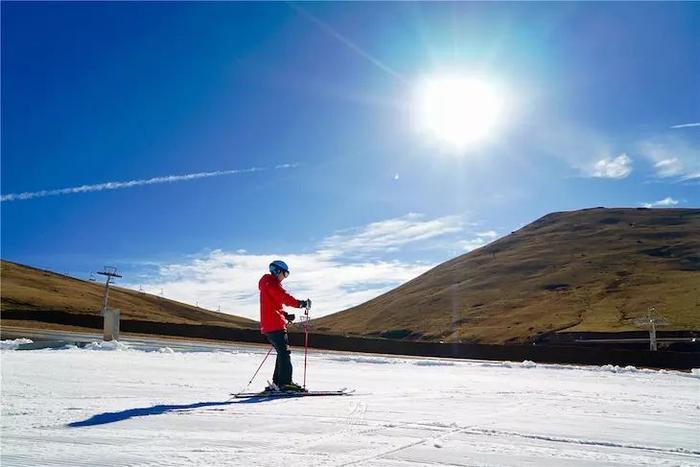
top-left (103, 309), bottom-right (120, 341)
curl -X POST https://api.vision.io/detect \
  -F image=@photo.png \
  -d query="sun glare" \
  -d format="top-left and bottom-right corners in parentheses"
top-left (414, 75), bottom-right (505, 150)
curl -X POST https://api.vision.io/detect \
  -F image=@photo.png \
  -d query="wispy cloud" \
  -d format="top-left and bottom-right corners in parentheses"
top-left (455, 230), bottom-right (501, 252)
top-left (121, 214), bottom-right (498, 320)
top-left (670, 122), bottom-right (700, 129)
top-left (534, 124), bottom-right (632, 179)
top-left (319, 213), bottom-right (463, 256)
top-left (638, 136), bottom-right (700, 181)
top-left (641, 197), bottom-right (679, 208)
top-left (476, 230), bottom-right (498, 239)
top-left (652, 158), bottom-right (684, 177)
top-left (591, 154), bottom-right (633, 179)
top-left (1, 164), bottom-right (298, 202)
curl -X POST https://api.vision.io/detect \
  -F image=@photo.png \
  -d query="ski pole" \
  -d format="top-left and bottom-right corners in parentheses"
top-left (303, 304), bottom-right (310, 389)
top-left (240, 346), bottom-right (273, 394)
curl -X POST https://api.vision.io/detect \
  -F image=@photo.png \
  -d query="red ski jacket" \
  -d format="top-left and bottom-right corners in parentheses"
top-left (259, 273), bottom-right (300, 334)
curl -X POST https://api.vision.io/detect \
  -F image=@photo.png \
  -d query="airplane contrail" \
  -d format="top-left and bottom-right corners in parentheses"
top-left (670, 122), bottom-right (700, 129)
top-left (1, 164), bottom-right (298, 202)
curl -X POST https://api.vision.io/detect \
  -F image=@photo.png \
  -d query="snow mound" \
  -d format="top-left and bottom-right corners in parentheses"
top-left (84, 340), bottom-right (131, 351)
top-left (328, 355), bottom-right (396, 365)
top-left (0, 338), bottom-right (33, 350)
top-left (479, 360), bottom-right (537, 369)
top-left (158, 347), bottom-right (175, 353)
top-left (413, 360), bottom-right (456, 367)
top-left (328, 355), bottom-right (456, 367)
top-left (600, 364), bottom-right (638, 373)
top-left (691, 369), bottom-right (700, 378)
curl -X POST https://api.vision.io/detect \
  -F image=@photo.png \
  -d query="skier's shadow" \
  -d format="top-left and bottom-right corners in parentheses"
top-left (66, 397), bottom-right (279, 428)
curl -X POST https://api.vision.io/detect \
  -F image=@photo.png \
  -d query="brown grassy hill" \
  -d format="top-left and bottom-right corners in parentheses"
top-left (315, 208), bottom-right (700, 344)
top-left (0, 260), bottom-right (256, 330)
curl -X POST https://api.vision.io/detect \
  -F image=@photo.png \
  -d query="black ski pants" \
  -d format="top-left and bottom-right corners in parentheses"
top-left (264, 330), bottom-right (292, 386)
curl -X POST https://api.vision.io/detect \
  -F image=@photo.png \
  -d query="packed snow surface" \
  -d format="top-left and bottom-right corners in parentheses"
top-left (2, 339), bottom-right (699, 466)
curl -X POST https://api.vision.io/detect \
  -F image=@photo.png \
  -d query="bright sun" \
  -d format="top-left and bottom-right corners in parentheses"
top-left (414, 75), bottom-right (505, 150)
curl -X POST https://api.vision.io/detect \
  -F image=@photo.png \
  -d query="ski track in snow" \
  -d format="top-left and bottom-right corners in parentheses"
top-left (1, 339), bottom-right (699, 467)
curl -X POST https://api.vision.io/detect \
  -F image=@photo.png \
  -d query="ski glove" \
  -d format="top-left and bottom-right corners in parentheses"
top-left (283, 312), bottom-right (296, 323)
top-left (298, 299), bottom-right (312, 310)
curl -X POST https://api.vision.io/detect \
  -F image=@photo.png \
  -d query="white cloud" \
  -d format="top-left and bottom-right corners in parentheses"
top-left (456, 238), bottom-right (488, 252)
top-left (453, 230), bottom-right (501, 252)
top-left (121, 213), bottom-right (489, 321)
top-left (124, 249), bottom-right (431, 321)
top-left (591, 154), bottom-right (633, 179)
top-left (319, 213), bottom-right (463, 256)
top-left (638, 137), bottom-right (700, 180)
top-left (532, 124), bottom-right (632, 179)
top-left (641, 197), bottom-right (680, 208)
top-left (652, 158), bottom-right (684, 177)
top-left (476, 230), bottom-right (498, 239)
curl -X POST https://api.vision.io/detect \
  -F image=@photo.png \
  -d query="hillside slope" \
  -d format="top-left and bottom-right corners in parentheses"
top-left (314, 208), bottom-right (700, 344)
top-left (0, 260), bottom-right (256, 329)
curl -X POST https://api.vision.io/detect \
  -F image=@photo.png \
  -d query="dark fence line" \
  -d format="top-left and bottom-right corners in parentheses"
top-left (536, 330), bottom-right (700, 352)
top-left (1, 310), bottom-right (268, 344)
top-left (2, 310), bottom-right (698, 370)
top-left (538, 330), bottom-right (699, 342)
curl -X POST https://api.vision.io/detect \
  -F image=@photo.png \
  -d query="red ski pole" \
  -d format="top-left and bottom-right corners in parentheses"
top-left (303, 304), bottom-right (310, 389)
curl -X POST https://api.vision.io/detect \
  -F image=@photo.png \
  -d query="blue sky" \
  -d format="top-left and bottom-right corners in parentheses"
top-left (2, 2), bottom-right (698, 319)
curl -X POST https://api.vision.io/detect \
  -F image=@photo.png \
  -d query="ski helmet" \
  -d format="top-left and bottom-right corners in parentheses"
top-left (269, 260), bottom-right (289, 276)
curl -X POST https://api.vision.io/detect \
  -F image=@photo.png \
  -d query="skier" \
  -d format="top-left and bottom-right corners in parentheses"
top-left (259, 260), bottom-right (311, 392)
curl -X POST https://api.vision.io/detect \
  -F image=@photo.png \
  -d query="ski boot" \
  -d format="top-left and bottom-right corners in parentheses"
top-left (280, 382), bottom-right (306, 392)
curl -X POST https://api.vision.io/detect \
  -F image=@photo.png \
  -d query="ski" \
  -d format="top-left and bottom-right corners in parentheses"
top-left (231, 389), bottom-right (352, 398)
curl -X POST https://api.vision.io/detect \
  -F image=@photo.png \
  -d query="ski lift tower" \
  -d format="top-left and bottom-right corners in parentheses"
top-left (634, 307), bottom-right (669, 351)
top-left (97, 266), bottom-right (122, 341)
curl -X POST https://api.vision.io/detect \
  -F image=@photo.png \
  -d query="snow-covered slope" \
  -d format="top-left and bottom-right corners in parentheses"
top-left (2, 340), bottom-right (698, 466)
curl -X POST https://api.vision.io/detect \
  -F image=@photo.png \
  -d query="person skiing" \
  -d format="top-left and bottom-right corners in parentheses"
top-left (259, 260), bottom-right (311, 392)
